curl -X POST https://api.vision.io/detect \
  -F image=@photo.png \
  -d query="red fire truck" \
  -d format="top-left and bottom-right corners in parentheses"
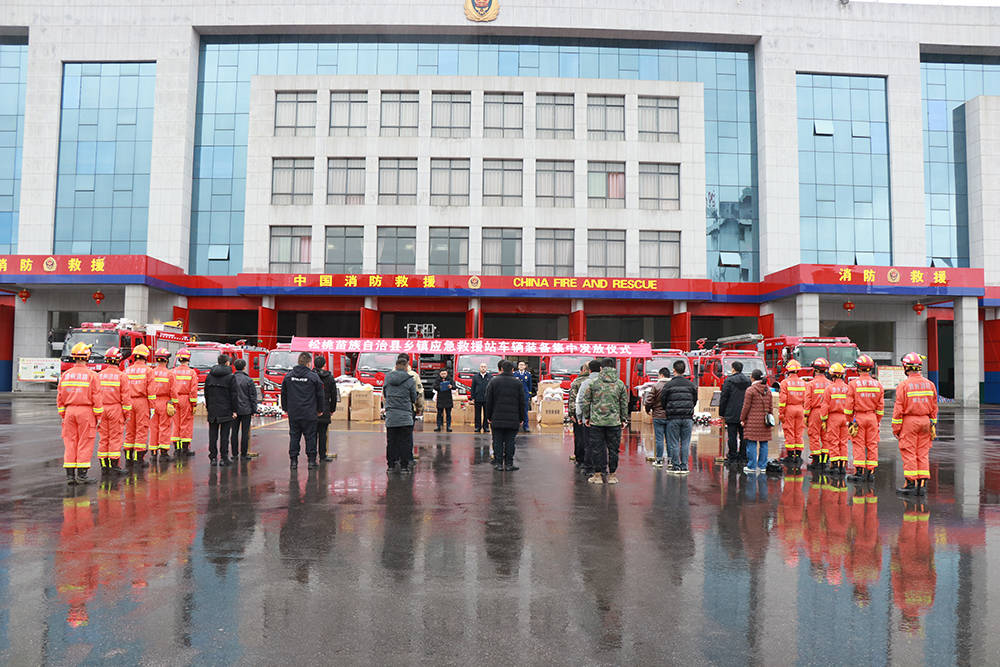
top-left (629, 348), bottom-right (692, 403)
top-left (762, 336), bottom-right (860, 384)
top-left (687, 347), bottom-right (767, 388)
top-left (354, 351), bottom-right (420, 392)
top-left (452, 353), bottom-right (503, 395)
top-left (261, 343), bottom-right (356, 403)
top-left (60, 319), bottom-right (189, 372)
top-left (178, 340), bottom-right (270, 387)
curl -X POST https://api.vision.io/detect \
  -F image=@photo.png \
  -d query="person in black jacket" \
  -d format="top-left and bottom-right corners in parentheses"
top-left (719, 360), bottom-right (751, 464)
top-left (433, 369), bottom-right (454, 432)
top-left (229, 358), bottom-right (258, 461)
top-left (204, 354), bottom-right (236, 466)
top-left (470, 363), bottom-right (492, 433)
top-left (660, 360), bottom-right (698, 474)
top-left (313, 355), bottom-right (339, 463)
top-left (484, 360), bottom-right (527, 471)
top-left (280, 352), bottom-right (325, 470)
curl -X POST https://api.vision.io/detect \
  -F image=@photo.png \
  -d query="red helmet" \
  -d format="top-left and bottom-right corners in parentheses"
top-left (901, 352), bottom-right (923, 371)
top-left (175, 348), bottom-right (191, 361)
top-left (104, 347), bottom-right (122, 362)
top-left (855, 354), bottom-right (875, 370)
top-left (811, 357), bottom-right (830, 372)
top-left (153, 347), bottom-right (170, 360)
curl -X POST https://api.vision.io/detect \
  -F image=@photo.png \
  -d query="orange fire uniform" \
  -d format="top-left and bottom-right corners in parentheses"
top-left (149, 364), bottom-right (174, 452)
top-left (97, 365), bottom-right (129, 463)
top-left (891, 504), bottom-right (935, 632)
top-left (804, 375), bottom-right (831, 458)
top-left (847, 491), bottom-right (881, 606)
top-left (819, 378), bottom-right (853, 464)
top-left (891, 373), bottom-right (938, 482)
top-left (57, 365), bottom-right (102, 469)
top-left (821, 480), bottom-right (850, 586)
top-left (123, 360), bottom-right (153, 453)
top-left (778, 374), bottom-right (807, 455)
top-left (848, 373), bottom-right (884, 472)
top-left (170, 363), bottom-right (199, 449)
top-left (56, 496), bottom-right (97, 628)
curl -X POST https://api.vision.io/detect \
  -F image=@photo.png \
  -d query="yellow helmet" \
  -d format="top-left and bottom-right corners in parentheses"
top-left (829, 362), bottom-right (846, 377)
top-left (132, 344), bottom-right (150, 359)
top-left (69, 342), bottom-right (92, 359)
top-left (785, 359), bottom-right (802, 373)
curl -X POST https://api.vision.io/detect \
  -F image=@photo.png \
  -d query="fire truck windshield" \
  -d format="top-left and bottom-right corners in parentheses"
top-left (648, 356), bottom-right (689, 376)
top-left (794, 346), bottom-right (858, 367)
top-left (357, 352), bottom-right (398, 372)
top-left (735, 357), bottom-right (767, 376)
top-left (187, 349), bottom-right (219, 370)
top-left (549, 355), bottom-right (592, 375)
top-left (457, 355), bottom-right (502, 373)
top-left (61, 331), bottom-right (118, 361)
top-left (827, 346), bottom-right (859, 366)
top-left (265, 350), bottom-right (299, 372)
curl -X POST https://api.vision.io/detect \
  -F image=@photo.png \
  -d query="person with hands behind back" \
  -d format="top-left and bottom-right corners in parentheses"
top-left (892, 353), bottom-right (938, 496)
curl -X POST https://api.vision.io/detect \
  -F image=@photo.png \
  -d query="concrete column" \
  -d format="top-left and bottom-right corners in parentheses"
top-left (124, 285), bottom-right (149, 324)
top-left (674, 301), bottom-right (687, 313)
top-left (12, 297), bottom-right (48, 391)
top-left (965, 96), bottom-right (1000, 285)
top-left (954, 295), bottom-right (980, 407)
top-left (794, 293), bottom-right (819, 337)
top-left (953, 413), bottom-right (982, 519)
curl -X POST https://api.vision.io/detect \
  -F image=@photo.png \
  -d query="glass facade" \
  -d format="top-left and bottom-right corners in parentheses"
top-left (194, 37), bottom-right (757, 278)
top-left (920, 57), bottom-right (1000, 268)
top-left (797, 73), bottom-right (891, 266)
top-left (54, 62), bottom-right (155, 254)
top-left (0, 39), bottom-right (28, 255)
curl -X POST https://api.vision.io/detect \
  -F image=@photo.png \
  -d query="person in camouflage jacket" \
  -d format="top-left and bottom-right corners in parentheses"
top-left (581, 360), bottom-right (629, 484)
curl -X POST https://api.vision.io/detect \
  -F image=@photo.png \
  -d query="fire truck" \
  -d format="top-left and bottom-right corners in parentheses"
top-left (453, 353), bottom-right (503, 396)
top-left (629, 348), bottom-right (692, 404)
top-left (177, 340), bottom-right (270, 387)
top-left (60, 319), bottom-right (189, 372)
top-left (261, 343), bottom-right (356, 403)
top-left (687, 336), bottom-right (767, 388)
top-left (354, 351), bottom-right (419, 392)
top-left (762, 336), bottom-right (860, 384)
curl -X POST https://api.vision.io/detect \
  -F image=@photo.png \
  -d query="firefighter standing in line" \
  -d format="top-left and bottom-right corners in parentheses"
top-left (892, 352), bottom-right (938, 496)
top-left (819, 362), bottom-right (853, 478)
top-left (123, 344), bottom-right (154, 467)
top-left (170, 349), bottom-right (199, 457)
top-left (846, 354), bottom-right (884, 483)
top-left (804, 357), bottom-right (831, 471)
top-left (148, 348), bottom-right (176, 463)
top-left (96, 347), bottom-right (129, 475)
top-left (57, 342), bottom-right (103, 485)
top-left (778, 359), bottom-right (807, 466)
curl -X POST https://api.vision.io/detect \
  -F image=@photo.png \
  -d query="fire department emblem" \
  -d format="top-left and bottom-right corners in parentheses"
top-left (887, 268), bottom-right (900, 284)
top-left (468, 275), bottom-right (482, 289)
top-left (43, 257), bottom-right (57, 272)
top-left (465, 0), bottom-right (499, 22)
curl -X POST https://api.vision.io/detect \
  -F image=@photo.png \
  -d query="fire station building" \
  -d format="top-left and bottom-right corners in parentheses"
top-left (1, 0), bottom-right (999, 402)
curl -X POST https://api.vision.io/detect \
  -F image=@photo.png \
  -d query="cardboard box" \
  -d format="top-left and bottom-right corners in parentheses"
top-left (528, 409), bottom-right (537, 424)
top-left (539, 400), bottom-right (564, 425)
top-left (452, 402), bottom-right (471, 426)
top-left (350, 390), bottom-right (379, 421)
top-left (698, 386), bottom-right (719, 413)
top-left (330, 401), bottom-right (349, 422)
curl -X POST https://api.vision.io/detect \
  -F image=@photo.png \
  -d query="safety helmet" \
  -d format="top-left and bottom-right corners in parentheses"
top-left (104, 346), bottom-right (122, 362)
top-left (175, 348), bottom-right (191, 361)
top-left (785, 359), bottom-right (802, 373)
top-left (132, 344), bottom-right (150, 359)
top-left (901, 352), bottom-right (923, 372)
top-left (855, 354), bottom-right (875, 371)
top-left (811, 357), bottom-right (830, 372)
top-left (829, 362), bottom-right (846, 377)
top-left (153, 347), bottom-right (170, 361)
top-left (69, 342), bottom-right (92, 359)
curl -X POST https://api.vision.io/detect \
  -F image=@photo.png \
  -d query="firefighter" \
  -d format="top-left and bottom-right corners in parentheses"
top-left (819, 362), bottom-right (853, 477)
top-left (803, 357), bottom-right (831, 470)
top-left (892, 352), bottom-right (938, 496)
top-left (149, 347), bottom-right (176, 462)
top-left (891, 499), bottom-right (934, 633)
top-left (778, 359), bottom-right (807, 465)
top-left (170, 348), bottom-right (199, 457)
top-left (846, 354), bottom-right (884, 483)
top-left (123, 344), bottom-right (154, 467)
top-left (57, 342), bottom-right (102, 484)
top-left (96, 347), bottom-right (129, 475)
top-left (846, 485), bottom-right (880, 609)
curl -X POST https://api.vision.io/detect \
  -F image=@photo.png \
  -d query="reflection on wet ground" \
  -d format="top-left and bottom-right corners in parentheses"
top-left (0, 397), bottom-right (998, 664)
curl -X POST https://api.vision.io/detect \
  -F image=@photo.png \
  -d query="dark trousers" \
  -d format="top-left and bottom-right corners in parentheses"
top-left (289, 418), bottom-right (318, 462)
top-left (493, 427), bottom-right (518, 464)
top-left (208, 421), bottom-right (232, 460)
top-left (386, 425), bottom-right (414, 466)
top-left (436, 407), bottom-right (452, 429)
top-left (474, 402), bottom-right (488, 431)
top-left (522, 398), bottom-right (531, 429)
top-left (588, 425), bottom-right (621, 474)
top-left (573, 421), bottom-right (590, 470)
top-left (726, 422), bottom-right (746, 460)
top-left (317, 421), bottom-right (331, 458)
top-left (230, 414), bottom-right (251, 458)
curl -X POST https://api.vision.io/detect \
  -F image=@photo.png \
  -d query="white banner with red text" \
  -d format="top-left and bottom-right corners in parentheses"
top-left (290, 338), bottom-right (652, 357)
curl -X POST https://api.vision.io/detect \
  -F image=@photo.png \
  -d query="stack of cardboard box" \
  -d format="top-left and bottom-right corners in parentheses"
top-left (349, 386), bottom-right (380, 422)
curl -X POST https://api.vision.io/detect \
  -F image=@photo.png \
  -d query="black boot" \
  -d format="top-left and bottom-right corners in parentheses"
top-left (159, 449), bottom-right (172, 462)
top-left (66, 468), bottom-right (77, 485)
top-left (75, 468), bottom-right (90, 485)
top-left (137, 451), bottom-right (148, 468)
top-left (896, 479), bottom-right (917, 495)
top-left (916, 479), bottom-right (927, 496)
top-left (865, 467), bottom-right (876, 483)
top-left (846, 467), bottom-right (866, 482)
top-left (807, 455), bottom-right (820, 470)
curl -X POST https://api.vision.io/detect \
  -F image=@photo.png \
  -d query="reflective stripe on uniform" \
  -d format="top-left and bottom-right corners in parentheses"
top-left (907, 390), bottom-right (935, 397)
top-left (61, 381), bottom-right (90, 387)
top-left (813, 389), bottom-right (824, 394)
top-left (153, 377), bottom-right (169, 382)
top-left (854, 387), bottom-right (882, 393)
top-left (99, 380), bottom-right (120, 386)
top-left (831, 393), bottom-right (848, 399)
top-left (891, 419), bottom-right (903, 424)
top-left (788, 386), bottom-right (806, 391)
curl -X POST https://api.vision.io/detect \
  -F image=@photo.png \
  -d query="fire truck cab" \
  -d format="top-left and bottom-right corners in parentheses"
top-left (687, 347), bottom-right (767, 388)
top-left (178, 340), bottom-right (270, 387)
top-left (61, 319), bottom-right (187, 372)
top-left (453, 353), bottom-right (504, 396)
top-left (630, 348), bottom-right (691, 406)
top-left (763, 336), bottom-right (860, 384)
top-left (262, 343), bottom-right (356, 403)
top-left (354, 351), bottom-right (419, 392)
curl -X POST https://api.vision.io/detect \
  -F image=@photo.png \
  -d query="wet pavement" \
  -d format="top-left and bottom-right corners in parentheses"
top-left (0, 396), bottom-right (998, 665)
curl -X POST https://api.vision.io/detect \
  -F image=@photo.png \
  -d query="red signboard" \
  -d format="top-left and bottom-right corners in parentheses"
top-left (291, 337), bottom-right (653, 357)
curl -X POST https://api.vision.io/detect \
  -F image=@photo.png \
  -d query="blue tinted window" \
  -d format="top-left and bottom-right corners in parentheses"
top-left (797, 73), bottom-right (890, 264)
top-left (0, 39), bottom-right (27, 254)
top-left (54, 62), bottom-right (155, 253)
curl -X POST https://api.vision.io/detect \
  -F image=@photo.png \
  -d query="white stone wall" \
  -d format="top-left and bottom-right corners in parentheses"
top-left (966, 96), bottom-right (1000, 285)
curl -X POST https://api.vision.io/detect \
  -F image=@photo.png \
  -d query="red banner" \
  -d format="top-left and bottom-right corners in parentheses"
top-left (291, 337), bottom-right (652, 357)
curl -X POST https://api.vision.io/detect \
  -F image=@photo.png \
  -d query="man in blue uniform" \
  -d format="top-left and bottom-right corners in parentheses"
top-left (513, 361), bottom-right (533, 432)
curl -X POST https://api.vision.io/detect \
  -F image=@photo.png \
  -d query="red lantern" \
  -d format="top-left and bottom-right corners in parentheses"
top-left (843, 300), bottom-right (855, 314)
top-left (92, 290), bottom-right (104, 306)
top-left (913, 302), bottom-right (926, 316)
top-left (16, 288), bottom-right (30, 303)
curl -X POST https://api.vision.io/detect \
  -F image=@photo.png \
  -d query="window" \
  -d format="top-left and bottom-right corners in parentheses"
top-left (324, 226), bottom-right (364, 273)
top-left (639, 163), bottom-right (680, 210)
top-left (327, 158), bottom-right (365, 204)
top-left (587, 94), bottom-right (625, 140)
top-left (483, 159), bottom-right (522, 206)
top-left (484, 93), bottom-right (523, 137)
top-left (330, 91), bottom-right (367, 136)
top-left (380, 91), bottom-right (419, 137)
top-left (588, 229), bottom-right (626, 277)
top-left (536, 160), bottom-right (574, 208)
top-left (536, 93), bottom-right (574, 139)
top-left (535, 229), bottom-right (574, 277)
top-left (430, 158), bottom-right (470, 206)
top-left (638, 96), bottom-right (679, 142)
top-left (270, 226), bottom-right (312, 273)
top-left (378, 158), bottom-right (417, 204)
top-left (639, 231), bottom-right (680, 278)
top-left (482, 228), bottom-right (522, 276)
top-left (376, 226), bottom-right (416, 272)
top-left (431, 92), bottom-right (471, 138)
top-left (274, 92), bottom-right (317, 136)
top-left (271, 158), bottom-right (314, 205)
top-left (428, 227), bottom-right (469, 274)
top-left (587, 161), bottom-right (625, 208)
